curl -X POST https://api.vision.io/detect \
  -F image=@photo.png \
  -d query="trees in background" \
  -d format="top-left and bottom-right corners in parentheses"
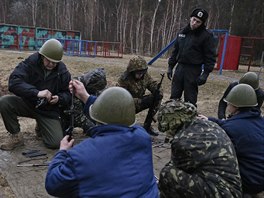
top-left (0, 0), bottom-right (263, 55)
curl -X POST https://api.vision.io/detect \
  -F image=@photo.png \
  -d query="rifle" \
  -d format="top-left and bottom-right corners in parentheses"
top-left (63, 90), bottom-right (75, 140)
top-left (143, 73), bottom-right (165, 133)
top-left (17, 156), bottom-right (49, 167)
top-left (17, 163), bottom-right (49, 167)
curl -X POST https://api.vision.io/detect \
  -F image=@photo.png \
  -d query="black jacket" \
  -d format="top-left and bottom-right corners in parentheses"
top-left (168, 24), bottom-right (216, 74)
top-left (218, 81), bottom-right (264, 119)
top-left (8, 52), bottom-right (71, 119)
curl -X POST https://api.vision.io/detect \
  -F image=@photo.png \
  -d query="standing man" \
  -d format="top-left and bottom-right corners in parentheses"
top-left (117, 56), bottom-right (163, 136)
top-left (0, 39), bottom-right (71, 150)
top-left (167, 8), bottom-right (216, 106)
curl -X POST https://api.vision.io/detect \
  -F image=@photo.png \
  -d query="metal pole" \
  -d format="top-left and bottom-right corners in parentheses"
top-left (219, 32), bottom-right (229, 75)
top-left (148, 38), bottom-right (177, 65)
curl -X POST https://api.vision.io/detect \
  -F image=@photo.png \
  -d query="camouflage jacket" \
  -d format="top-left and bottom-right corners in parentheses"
top-left (117, 72), bottom-right (159, 111)
top-left (73, 97), bottom-right (95, 133)
top-left (159, 119), bottom-right (242, 198)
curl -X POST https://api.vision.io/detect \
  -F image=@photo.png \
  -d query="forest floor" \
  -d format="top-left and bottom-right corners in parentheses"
top-left (0, 49), bottom-right (263, 197)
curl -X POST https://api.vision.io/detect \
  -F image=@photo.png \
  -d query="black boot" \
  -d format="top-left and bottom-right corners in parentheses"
top-left (145, 127), bottom-right (159, 136)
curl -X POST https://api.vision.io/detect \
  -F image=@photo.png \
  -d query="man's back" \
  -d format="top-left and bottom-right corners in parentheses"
top-left (212, 109), bottom-right (264, 194)
top-left (159, 118), bottom-right (242, 198)
top-left (46, 124), bottom-right (159, 197)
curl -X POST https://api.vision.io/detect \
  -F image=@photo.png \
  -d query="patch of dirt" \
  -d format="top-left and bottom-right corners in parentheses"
top-left (0, 173), bottom-right (15, 198)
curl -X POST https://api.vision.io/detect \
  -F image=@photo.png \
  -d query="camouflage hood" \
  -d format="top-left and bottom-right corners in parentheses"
top-left (79, 68), bottom-right (107, 95)
top-left (157, 99), bottom-right (197, 139)
top-left (126, 56), bottom-right (148, 73)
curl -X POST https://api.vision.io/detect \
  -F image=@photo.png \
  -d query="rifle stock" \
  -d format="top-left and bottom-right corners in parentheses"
top-left (144, 73), bottom-right (165, 132)
top-left (64, 90), bottom-right (75, 140)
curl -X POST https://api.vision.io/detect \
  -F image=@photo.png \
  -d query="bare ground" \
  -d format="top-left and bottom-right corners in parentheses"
top-left (0, 49), bottom-right (263, 197)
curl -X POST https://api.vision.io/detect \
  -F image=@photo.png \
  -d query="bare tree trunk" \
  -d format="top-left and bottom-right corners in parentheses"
top-left (0, 0), bottom-right (8, 23)
top-left (160, 1), bottom-right (170, 49)
top-left (135, 0), bottom-right (143, 54)
top-left (31, 0), bottom-right (38, 26)
top-left (120, 3), bottom-right (129, 53)
top-left (115, 0), bottom-right (122, 42)
top-left (167, 0), bottom-right (182, 44)
top-left (229, 0), bottom-right (236, 33)
top-left (150, 1), bottom-right (160, 55)
top-left (140, 20), bottom-right (145, 54)
top-left (129, 17), bottom-right (134, 53)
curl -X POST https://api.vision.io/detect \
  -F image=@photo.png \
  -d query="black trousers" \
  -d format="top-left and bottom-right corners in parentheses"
top-left (170, 63), bottom-right (202, 106)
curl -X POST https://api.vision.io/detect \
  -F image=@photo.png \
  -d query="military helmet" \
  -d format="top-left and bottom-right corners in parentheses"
top-left (224, 84), bottom-right (257, 107)
top-left (89, 87), bottom-right (136, 126)
top-left (157, 99), bottom-right (197, 133)
top-left (239, 72), bottom-right (259, 90)
top-left (39, 39), bottom-right (63, 62)
top-left (80, 68), bottom-right (107, 95)
top-left (127, 56), bottom-right (148, 73)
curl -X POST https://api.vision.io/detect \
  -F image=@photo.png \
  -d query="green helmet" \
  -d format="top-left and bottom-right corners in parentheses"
top-left (224, 84), bottom-right (257, 107)
top-left (39, 39), bottom-right (63, 62)
top-left (127, 56), bottom-right (148, 73)
top-left (89, 87), bottom-right (136, 126)
top-left (239, 72), bottom-right (259, 90)
top-left (157, 99), bottom-right (197, 138)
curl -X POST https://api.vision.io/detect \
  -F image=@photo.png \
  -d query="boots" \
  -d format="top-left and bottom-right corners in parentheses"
top-left (0, 133), bottom-right (24, 150)
top-left (145, 127), bottom-right (159, 136)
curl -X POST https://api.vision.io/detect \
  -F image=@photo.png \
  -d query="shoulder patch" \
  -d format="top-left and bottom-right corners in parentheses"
top-left (179, 34), bottom-right (186, 38)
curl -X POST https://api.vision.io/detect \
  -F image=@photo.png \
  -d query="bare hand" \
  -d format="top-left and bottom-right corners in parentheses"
top-left (69, 79), bottom-right (90, 103)
top-left (49, 95), bottom-right (59, 104)
top-left (37, 89), bottom-right (52, 101)
top-left (197, 114), bottom-right (208, 120)
top-left (60, 135), bottom-right (74, 150)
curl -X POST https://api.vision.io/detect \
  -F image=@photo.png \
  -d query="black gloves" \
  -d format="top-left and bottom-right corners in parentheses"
top-left (197, 72), bottom-right (209, 86)
top-left (167, 65), bottom-right (173, 80)
top-left (155, 90), bottom-right (163, 100)
top-left (141, 91), bottom-right (163, 108)
top-left (141, 95), bottom-right (154, 107)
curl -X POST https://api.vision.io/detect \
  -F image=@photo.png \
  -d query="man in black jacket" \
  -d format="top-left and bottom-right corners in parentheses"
top-left (218, 71), bottom-right (264, 119)
top-left (0, 39), bottom-right (71, 150)
top-left (167, 8), bottom-right (216, 106)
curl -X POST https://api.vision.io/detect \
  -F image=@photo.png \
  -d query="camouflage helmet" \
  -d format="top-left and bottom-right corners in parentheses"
top-left (127, 56), bottom-right (148, 73)
top-left (39, 39), bottom-right (63, 62)
top-left (89, 87), bottom-right (136, 126)
top-left (239, 72), bottom-right (259, 90)
top-left (224, 84), bottom-right (257, 107)
top-left (157, 99), bottom-right (197, 137)
top-left (79, 68), bottom-right (107, 95)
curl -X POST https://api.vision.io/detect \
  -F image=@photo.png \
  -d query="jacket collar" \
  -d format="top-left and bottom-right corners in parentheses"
top-left (87, 124), bottom-right (137, 138)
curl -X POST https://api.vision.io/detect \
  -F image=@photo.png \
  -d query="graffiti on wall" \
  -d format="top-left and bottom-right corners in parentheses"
top-left (0, 23), bottom-right (123, 58)
top-left (0, 24), bottom-right (81, 50)
top-left (0, 24), bottom-right (18, 49)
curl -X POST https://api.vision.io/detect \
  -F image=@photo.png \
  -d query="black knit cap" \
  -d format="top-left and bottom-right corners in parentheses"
top-left (190, 8), bottom-right (208, 23)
